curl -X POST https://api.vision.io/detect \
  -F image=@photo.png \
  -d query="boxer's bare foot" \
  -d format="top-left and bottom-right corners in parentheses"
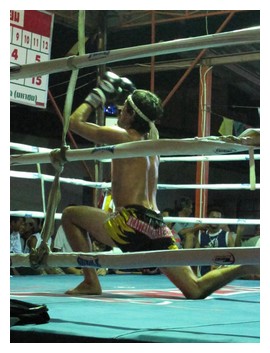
top-left (65, 280), bottom-right (102, 295)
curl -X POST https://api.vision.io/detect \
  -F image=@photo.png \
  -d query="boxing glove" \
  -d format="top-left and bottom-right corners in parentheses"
top-left (84, 71), bottom-right (122, 109)
top-left (117, 77), bottom-right (136, 103)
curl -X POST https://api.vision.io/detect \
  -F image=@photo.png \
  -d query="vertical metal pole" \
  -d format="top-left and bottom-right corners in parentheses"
top-left (195, 65), bottom-right (212, 218)
top-left (150, 11), bottom-right (156, 92)
top-left (193, 12), bottom-right (235, 218)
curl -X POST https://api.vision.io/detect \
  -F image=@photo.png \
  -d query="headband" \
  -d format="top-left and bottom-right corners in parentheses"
top-left (127, 94), bottom-right (159, 140)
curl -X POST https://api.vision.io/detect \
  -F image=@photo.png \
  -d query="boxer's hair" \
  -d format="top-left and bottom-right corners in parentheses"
top-left (126, 89), bottom-right (163, 134)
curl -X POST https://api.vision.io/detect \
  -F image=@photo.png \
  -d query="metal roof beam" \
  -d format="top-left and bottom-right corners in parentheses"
top-left (112, 52), bottom-right (260, 75)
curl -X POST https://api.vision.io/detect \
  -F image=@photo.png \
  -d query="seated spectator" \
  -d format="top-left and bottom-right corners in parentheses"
top-left (52, 224), bottom-right (109, 276)
top-left (162, 207), bottom-right (182, 248)
top-left (235, 224), bottom-right (260, 280)
top-left (10, 215), bottom-right (25, 275)
top-left (172, 197), bottom-right (205, 249)
top-left (194, 206), bottom-right (235, 277)
top-left (15, 217), bottom-right (46, 275)
top-left (161, 208), bottom-right (174, 229)
top-left (235, 224), bottom-right (260, 247)
top-left (24, 218), bottom-right (52, 253)
top-left (22, 218), bottom-right (62, 275)
top-left (52, 224), bottom-right (83, 275)
top-left (10, 216), bottom-right (25, 254)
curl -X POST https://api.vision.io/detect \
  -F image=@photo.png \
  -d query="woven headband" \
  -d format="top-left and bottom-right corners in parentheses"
top-left (127, 95), bottom-right (159, 140)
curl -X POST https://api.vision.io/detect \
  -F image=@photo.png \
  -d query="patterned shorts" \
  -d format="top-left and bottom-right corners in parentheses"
top-left (104, 204), bottom-right (178, 252)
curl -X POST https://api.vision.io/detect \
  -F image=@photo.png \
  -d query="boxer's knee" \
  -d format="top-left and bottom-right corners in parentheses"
top-left (62, 206), bottom-right (76, 224)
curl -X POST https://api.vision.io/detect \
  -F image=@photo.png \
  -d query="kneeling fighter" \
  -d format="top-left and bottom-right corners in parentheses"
top-left (62, 71), bottom-right (259, 298)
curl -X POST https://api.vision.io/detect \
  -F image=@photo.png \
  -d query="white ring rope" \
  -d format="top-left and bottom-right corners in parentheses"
top-left (10, 141), bottom-right (260, 162)
top-left (10, 137), bottom-right (259, 166)
top-left (36, 163), bottom-right (46, 214)
top-left (11, 142), bottom-right (51, 153)
top-left (157, 183), bottom-right (260, 190)
top-left (10, 170), bottom-right (260, 190)
top-left (10, 210), bottom-right (260, 225)
top-left (10, 210), bottom-right (62, 220)
top-left (10, 247), bottom-right (260, 268)
top-left (10, 26), bottom-right (259, 80)
top-left (10, 170), bottom-right (111, 189)
top-left (164, 217), bottom-right (260, 225)
top-left (160, 155), bottom-right (260, 162)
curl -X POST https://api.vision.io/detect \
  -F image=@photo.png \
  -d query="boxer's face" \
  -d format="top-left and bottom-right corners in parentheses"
top-left (117, 100), bottom-right (134, 129)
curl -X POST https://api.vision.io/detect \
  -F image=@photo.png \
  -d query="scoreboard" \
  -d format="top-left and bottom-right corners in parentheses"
top-left (10, 10), bottom-right (54, 108)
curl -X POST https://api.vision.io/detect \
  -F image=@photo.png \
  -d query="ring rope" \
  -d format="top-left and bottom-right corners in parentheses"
top-left (62, 10), bottom-right (86, 145)
top-left (28, 14), bottom-right (87, 269)
top-left (160, 154), bottom-right (260, 162)
top-left (11, 134), bottom-right (260, 260)
top-left (23, 13), bottom-right (87, 268)
top-left (10, 141), bottom-right (260, 162)
top-left (10, 135), bottom-right (259, 267)
top-left (9, 210), bottom-right (260, 225)
top-left (11, 210), bottom-right (62, 220)
top-left (36, 163), bottom-right (46, 214)
top-left (249, 147), bottom-right (256, 190)
top-left (157, 183), bottom-right (260, 190)
top-left (164, 216), bottom-right (260, 225)
top-left (10, 136), bottom-right (259, 166)
top-left (11, 142), bottom-right (51, 153)
top-left (33, 148), bottom-right (66, 262)
top-left (10, 170), bottom-right (260, 190)
top-left (10, 247), bottom-right (260, 269)
top-left (10, 26), bottom-right (259, 79)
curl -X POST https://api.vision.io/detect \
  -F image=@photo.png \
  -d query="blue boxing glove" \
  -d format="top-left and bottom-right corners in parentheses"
top-left (84, 71), bottom-right (122, 109)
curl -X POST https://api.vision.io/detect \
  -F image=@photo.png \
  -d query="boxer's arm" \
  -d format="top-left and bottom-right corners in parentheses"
top-left (69, 103), bottom-right (130, 145)
top-left (69, 71), bottom-right (136, 145)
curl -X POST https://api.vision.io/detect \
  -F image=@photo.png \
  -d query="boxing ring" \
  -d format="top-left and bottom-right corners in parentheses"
top-left (10, 23), bottom-right (260, 344)
top-left (10, 275), bottom-right (259, 343)
top-left (10, 139), bottom-right (260, 343)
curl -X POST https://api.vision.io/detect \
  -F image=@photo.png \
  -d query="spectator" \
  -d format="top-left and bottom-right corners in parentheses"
top-left (15, 217), bottom-right (45, 275)
top-left (235, 224), bottom-right (260, 247)
top-left (52, 224), bottom-right (83, 275)
top-left (10, 215), bottom-right (25, 275)
top-left (194, 206), bottom-right (235, 276)
top-left (161, 208), bottom-right (174, 229)
top-left (23, 218), bottom-right (52, 254)
top-left (53, 223), bottom-right (109, 276)
top-left (172, 197), bottom-right (205, 249)
top-left (53, 224), bottom-right (73, 253)
top-left (22, 218), bottom-right (62, 275)
top-left (10, 216), bottom-right (25, 254)
top-left (235, 224), bottom-right (260, 280)
top-left (162, 207), bottom-right (182, 248)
